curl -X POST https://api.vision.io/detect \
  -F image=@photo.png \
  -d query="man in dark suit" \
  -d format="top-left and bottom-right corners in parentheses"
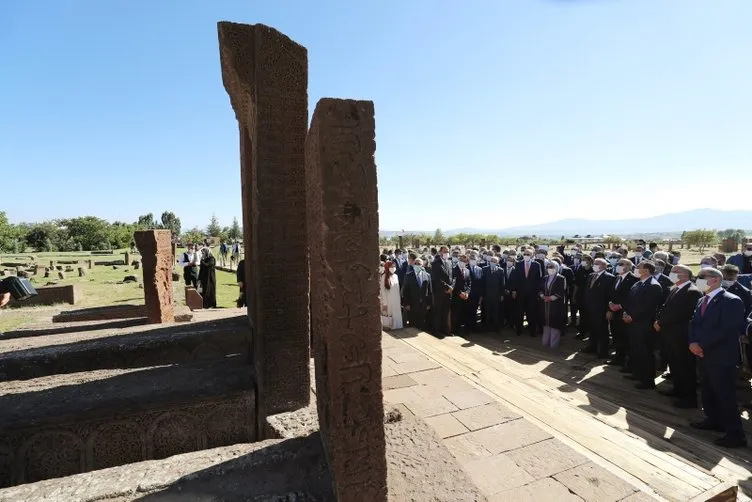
top-left (607, 259), bottom-right (638, 366)
top-left (631, 246), bottom-right (645, 266)
top-left (503, 254), bottom-right (517, 328)
top-left (482, 256), bottom-right (505, 332)
top-left (582, 258), bottom-right (615, 357)
top-left (721, 264), bottom-right (752, 317)
top-left (467, 252), bottom-right (485, 332)
top-left (451, 255), bottom-right (472, 334)
top-left (430, 246), bottom-right (454, 337)
top-left (552, 257), bottom-right (574, 328)
top-left (622, 260), bottom-right (665, 389)
top-left (398, 252), bottom-right (417, 290)
top-left (688, 267), bottom-right (747, 448)
top-left (511, 249), bottom-right (542, 336)
top-left (401, 258), bottom-right (432, 331)
top-left (572, 254), bottom-right (591, 337)
top-left (654, 265), bottom-right (703, 408)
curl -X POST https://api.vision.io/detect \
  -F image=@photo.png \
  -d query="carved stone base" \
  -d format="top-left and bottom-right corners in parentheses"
top-left (0, 360), bottom-right (255, 487)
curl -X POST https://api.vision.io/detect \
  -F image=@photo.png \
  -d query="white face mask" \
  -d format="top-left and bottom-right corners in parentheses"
top-left (721, 279), bottom-right (734, 288)
top-left (523, 256), bottom-right (532, 262)
top-left (669, 272), bottom-right (679, 283)
top-left (389, 267), bottom-right (396, 274)
top-left (616, 265), bottom-right (624, 274)
top-left (547, 268), bottom-right (556, 276)
top-left (608, 258), bottom-right (618, 265)
top-left (655, 267), bottom-right (664, 276)
top-left (744, 249), bottom-right (752, 257)
top-left (469, 259), bottom-right (477, 267)
top-left (441, 253), bottom-right (449, 260)
top-left (451, 257), bottom-right (459, 264)
top-left (695, 278), bottom-right (709, 293)
top-left (536, 254), bottom-right (545, 260)
top-left (592, 264), bottom-right (603, 273)
top-left (507, 261), bottom-right (515, 268)
top-left (700, 264), bottom-right (713, 269)
top-left (502, 253), bottom-right (508, 259)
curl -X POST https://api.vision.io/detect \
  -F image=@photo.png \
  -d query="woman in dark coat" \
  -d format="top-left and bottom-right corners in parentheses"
top-left (198, 247), bottom-right (217, 309)
top-left (538, 261), bottom-right (567, 348)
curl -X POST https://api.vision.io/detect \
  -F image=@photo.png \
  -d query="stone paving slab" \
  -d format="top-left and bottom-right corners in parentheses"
top-left (553, 462), bottom-right (639, 502)
top-left (505, 438), bottom-right (590, 479)
top-left (490, 477), bottom-right (585, 502)
top-left (465, 418), bottom-right (553, 454)
top-left (424, 413), bottom-right (470, 439)
top-left (451, 402), bottom-right (520, 431)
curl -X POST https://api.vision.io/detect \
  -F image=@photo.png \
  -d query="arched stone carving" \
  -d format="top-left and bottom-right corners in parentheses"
top-left (203, 404), bottom-right (251, 449)
top-left (87, 420), bottom-right (145, 470)
top-left (19, 431), bottom-right (84, 483)
top-left (146, 412), bottom-right (199, 460)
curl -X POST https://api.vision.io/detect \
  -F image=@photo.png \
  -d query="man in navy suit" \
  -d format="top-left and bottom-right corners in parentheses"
top-left (688, 267), bottom-right (747, 448)
top-left (583, 258), bottom-right (616, 357)
top-left (482, 256), bottom-right (506, 332)
top-left (622, 260), bottom-right (664, 388)
top-left (511, 249), bottom-right (542, 336)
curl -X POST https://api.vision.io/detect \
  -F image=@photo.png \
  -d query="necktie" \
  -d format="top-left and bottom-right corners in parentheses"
top-left (615, 276), bottom-right (622, 290)
top-left (700, 295), bottom-right (710, 316)
top-left (417, 272), bottom-right (422, 288)
top-left (525, 262), bottom-right (530, 277)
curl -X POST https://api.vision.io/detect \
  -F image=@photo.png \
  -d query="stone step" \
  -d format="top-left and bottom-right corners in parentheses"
top-left (0, 357), bottom-right (255, 487)
top-left (0, 315), bottom-right (249, 381)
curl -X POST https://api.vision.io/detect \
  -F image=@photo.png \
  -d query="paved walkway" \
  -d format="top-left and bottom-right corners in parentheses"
top-left (381, 329), bottom-right (657, 501)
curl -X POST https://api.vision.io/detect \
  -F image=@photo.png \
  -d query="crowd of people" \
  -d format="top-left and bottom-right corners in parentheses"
top-left (379, 239), bottom-right (752, 449)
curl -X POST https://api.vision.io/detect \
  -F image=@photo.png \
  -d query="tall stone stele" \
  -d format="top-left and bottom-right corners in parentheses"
top-left (133, 230), bottom-right (174, 323)
top-left (306, 98), bottom-right (387, 501)
top-left (217, 21), bottom-right (311, 432)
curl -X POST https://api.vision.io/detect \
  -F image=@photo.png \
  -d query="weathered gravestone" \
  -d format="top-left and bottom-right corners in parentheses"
top-left (218, 21), bottom-right (311, 428)
top-left (133, 230), bottom-right (174, 323)
top-left (78, 267), bottom-right (87, 277)
top-left (306, 98), bottom-right (387, 501)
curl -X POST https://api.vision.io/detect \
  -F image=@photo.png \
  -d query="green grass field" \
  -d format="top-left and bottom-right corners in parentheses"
top-left (0, 248), bottom-right (242, 332)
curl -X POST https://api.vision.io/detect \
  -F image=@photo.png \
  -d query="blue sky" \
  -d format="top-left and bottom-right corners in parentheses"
top-left (1, 1), bottom-right (751, 232)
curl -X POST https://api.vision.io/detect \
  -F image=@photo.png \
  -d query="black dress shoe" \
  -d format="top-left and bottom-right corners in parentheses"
top-left (658, 389), bottom-right (679, 397)
top-left (689, 420), bottom-right (724, 432)
top-left (635, 382), bottom-right (656, 390)
top-left (713, 436), bottom-right (748, 448)
top-left (672, 399), bottom-right (697, 409)
top-left (623, 374), bottom-right (638, 380)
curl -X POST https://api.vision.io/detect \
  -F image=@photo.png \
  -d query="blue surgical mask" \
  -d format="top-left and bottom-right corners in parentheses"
top-left (413, 265), bottom-right (421, 273)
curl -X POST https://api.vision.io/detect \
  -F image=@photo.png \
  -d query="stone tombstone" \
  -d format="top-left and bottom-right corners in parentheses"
top-left (306, 98), bottom-right (387, 501)
top-left (49, 260), bottom-right (55, 268)
top-left (78, 267), bottom-right (87, 277)
top-left (133, 230), bottom-right (175, 323)
top-left (58, 271), bottom-right (65, 280)
top-left (88, 259), bottom-right (94, 269)
top-left (218, 21), bottom-right (310, 426)
top-left (124, 251), bottom-right (130, 267)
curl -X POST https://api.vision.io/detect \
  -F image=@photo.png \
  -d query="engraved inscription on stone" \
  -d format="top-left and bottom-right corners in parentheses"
top-left (306, 98), bottom-right (387, 501)
top-left (218, 22), bottom-right (311, 424)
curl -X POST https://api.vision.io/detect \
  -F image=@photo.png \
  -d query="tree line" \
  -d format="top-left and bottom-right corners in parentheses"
top-left (0, 211), bottom-right (242, 253)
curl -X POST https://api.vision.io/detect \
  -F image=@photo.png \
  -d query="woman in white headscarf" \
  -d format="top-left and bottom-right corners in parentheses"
top-left (380, 260), bottom-right (403, 330)
top-left (538, 261), bottom-right (567, 348)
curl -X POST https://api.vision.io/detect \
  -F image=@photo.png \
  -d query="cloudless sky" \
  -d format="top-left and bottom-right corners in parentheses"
top-left (1, 1), bottom-right (751, 232)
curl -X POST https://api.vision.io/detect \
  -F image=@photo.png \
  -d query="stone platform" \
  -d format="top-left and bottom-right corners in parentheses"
top-left (0, 315), bottom-right (249, 381)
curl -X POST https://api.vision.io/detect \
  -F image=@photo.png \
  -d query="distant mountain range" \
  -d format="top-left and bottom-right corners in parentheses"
top-left (381, 209), bottom-right (752, 238)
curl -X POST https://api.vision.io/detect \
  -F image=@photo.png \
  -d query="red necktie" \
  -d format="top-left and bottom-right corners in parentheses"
top-left (700, 295), bottom-right (710, 316)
